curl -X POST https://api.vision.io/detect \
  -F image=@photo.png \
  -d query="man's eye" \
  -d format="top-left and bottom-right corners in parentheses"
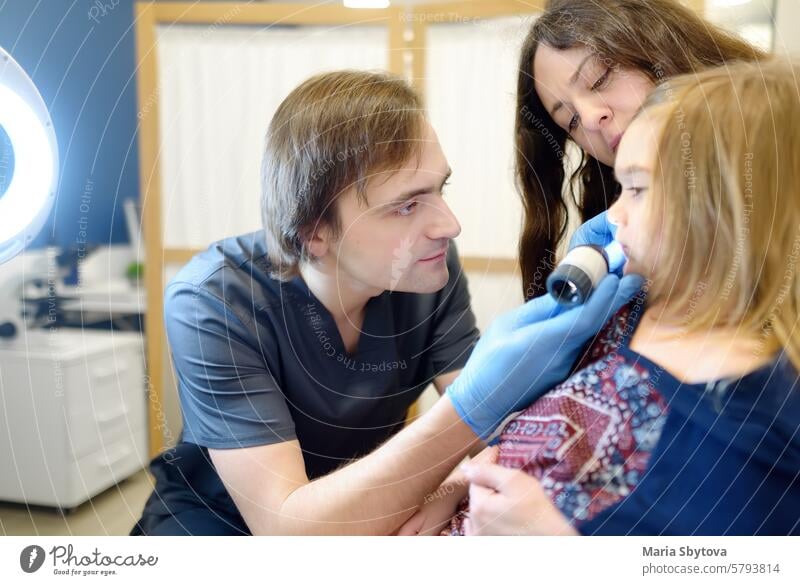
top-left (396, 201), bottom-right (418, 216)
top-left (591, 67), bottom-right (611, 91)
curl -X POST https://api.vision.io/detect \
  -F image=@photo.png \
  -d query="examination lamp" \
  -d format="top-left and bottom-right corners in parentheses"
top-left (547, 241), bottom-right (626, 307)
top-left (0, 46), bottom-right (58, 265)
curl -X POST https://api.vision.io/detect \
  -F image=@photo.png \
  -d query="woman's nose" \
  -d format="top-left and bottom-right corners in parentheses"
top-left (576, 98), bottom-right (612, 133)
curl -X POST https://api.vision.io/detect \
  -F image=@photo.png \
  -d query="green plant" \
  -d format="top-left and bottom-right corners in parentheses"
top-left (126, 262), bottom-right (144, 281)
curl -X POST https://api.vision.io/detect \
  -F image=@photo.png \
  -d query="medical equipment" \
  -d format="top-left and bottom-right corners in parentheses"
top-left (0, 48), bottom-right (148, 511)
top-left (547, 241), bottom-right (626, 307)
top-left (0, 46), bottom-right (59, 337)
top-left (0, 248), bottom-right (59, 338)
top-left (0, 46), bottom-right (59, 264)
top-left (447, 272), bottom-right (644, 439)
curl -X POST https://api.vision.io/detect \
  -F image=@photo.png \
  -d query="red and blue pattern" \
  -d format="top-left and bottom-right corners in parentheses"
top-left (445, 304), bottom-right (669, 535)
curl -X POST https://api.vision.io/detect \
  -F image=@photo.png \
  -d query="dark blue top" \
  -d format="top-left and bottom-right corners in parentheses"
top-left (135, 232), bottom-right (479, 533)
top-left (578, 300), bottom-right (800, 535)
top-left (167, 231), bottom-right (479, 477)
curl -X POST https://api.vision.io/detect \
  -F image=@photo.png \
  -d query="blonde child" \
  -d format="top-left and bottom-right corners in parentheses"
top-left (403, 59), bottom-right (800, 536)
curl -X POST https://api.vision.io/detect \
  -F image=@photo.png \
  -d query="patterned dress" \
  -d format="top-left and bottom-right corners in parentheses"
top-left (444, 301), bottom-right (670, 535)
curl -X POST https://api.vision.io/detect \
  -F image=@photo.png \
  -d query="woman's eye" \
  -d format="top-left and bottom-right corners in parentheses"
top-left (591, 67), bottom-right (611, 91)
top-left (441, 180), bottom-right (451, 194)
top-left (568, 113), bottom-right (579, 132)
top-left (396, 201), bottom-right (418, 217)
top-left (630, 187), bottom-right (646, 198)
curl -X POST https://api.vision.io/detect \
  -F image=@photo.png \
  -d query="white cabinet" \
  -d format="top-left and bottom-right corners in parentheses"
top-left (0, 330), bottom-right (148, 510)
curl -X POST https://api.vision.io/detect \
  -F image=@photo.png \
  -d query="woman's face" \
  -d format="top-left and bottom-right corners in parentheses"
top-left (533, 43), bottom-right (656, 166)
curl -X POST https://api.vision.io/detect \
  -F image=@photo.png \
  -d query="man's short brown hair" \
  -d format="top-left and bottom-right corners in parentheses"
top-left (260, 70), bottom-right (425, 281)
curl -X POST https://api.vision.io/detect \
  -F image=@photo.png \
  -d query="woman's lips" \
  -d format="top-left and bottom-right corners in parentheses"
top-left (609, 134), bottom-right (622, 153)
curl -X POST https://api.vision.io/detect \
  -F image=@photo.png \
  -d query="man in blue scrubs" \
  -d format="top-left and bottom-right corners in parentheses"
top-left (132, 70), bottom-right (641, 535)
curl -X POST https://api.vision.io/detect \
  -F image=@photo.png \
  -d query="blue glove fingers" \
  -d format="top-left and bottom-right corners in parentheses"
top-left (613, 273), bottom-right (647, 311)
top-left (446, 273), bottom-right (644, 441)
top-left (511, 288), bottom-right (562, 327)
top-left (529, 273), bottom-right (643, 346)
top-left (568, 211), bottom-right (617, 251)
top-left (506, 273), bottom-right (645, 417)
top-left (576, 273), bottom-right (645, 334)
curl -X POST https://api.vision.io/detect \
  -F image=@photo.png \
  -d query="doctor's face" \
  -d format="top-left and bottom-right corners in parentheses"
top-left (326, 122), bottom-right (462, 295)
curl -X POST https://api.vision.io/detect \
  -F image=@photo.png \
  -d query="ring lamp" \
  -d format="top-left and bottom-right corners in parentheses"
top-left (0, 46), bottom-right (58, 264)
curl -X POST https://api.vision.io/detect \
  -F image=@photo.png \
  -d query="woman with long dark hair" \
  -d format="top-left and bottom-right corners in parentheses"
top-left (398, 0), bottom-right (781, 537)
top-left (516, 0), bottom-right (764, 299)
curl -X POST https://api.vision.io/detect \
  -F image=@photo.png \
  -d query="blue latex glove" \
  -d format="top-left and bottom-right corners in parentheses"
top-left (569, 210), bottom-right (616, 245)
top-left (568, 211), bottom-right (623, 276)
top-left (447, 273), bottom-right (644, 440)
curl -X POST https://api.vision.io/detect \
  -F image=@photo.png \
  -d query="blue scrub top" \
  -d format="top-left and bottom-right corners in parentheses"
top-left (170, 231), bottom-right (478, 473)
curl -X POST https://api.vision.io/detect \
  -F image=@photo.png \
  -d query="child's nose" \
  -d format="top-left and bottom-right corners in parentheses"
top-left (607, 199), bottom-right (626, 229)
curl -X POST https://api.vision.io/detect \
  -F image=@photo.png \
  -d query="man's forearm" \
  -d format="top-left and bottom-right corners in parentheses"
top-left (274, 395), bottom-right (479, 535)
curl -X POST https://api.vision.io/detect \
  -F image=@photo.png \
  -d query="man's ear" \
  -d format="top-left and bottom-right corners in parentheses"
top-left (302, 222), bottom-right (332, 259)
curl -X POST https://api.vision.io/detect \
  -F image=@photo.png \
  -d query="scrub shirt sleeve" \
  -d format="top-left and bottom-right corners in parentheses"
top-left (164, 281), bottom-right (297, 449)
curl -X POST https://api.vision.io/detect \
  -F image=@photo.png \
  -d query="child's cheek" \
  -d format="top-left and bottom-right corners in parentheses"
top-left (635, 201), bottom-right (662, 273)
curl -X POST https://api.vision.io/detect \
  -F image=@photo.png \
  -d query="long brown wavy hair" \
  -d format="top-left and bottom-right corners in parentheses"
top-left (516, 0), bottom-right (765, 299)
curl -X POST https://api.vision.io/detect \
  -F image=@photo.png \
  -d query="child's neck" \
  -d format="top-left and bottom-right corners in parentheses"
top-left (629, 302), bottom-right (775, 384)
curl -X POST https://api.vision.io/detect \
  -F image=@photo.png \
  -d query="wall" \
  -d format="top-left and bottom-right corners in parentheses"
top-left (774, 0), bottom-right (800, 55)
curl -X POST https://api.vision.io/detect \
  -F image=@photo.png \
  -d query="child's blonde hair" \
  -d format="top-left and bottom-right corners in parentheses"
top-left (642, 59), bottom-right (800, 370)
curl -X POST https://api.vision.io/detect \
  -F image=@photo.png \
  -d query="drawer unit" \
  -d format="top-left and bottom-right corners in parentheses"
top-left (0, 330), bottom-right (149, 509)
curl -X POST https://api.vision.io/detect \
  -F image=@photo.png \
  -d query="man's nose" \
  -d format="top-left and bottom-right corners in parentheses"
top-left (426, 197), bottom-right (461, 241)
